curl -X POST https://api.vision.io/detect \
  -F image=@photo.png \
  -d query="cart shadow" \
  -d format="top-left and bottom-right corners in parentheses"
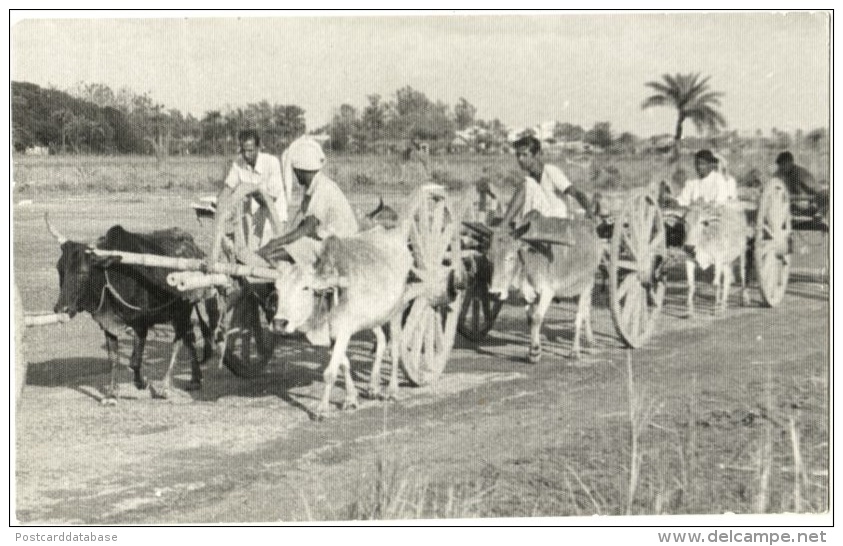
top-left (25, 327), bottom-right (408, 415)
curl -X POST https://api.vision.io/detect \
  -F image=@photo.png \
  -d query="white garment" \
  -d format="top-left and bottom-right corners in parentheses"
top-left (284, 172), bottom-right (359, 267)
top-left (676, 171), bottom-right (737, 207)
top-left (280, 136), bottom-right (326, 208)
top-left (223, 151), bottom-right (288, 248)
top-left (520, 164), bottom-right (572, 221)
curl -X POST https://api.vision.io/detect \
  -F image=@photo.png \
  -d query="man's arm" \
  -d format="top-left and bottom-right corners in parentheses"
top-left (563, 186), bottom-right (591, 217)
top-left (256, 216), bottom-right (321, 263)
top-left (502, 184), bottom-right (526, 227)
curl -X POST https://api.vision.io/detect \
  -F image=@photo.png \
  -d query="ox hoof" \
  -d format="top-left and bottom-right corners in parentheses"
top-left (741, 294), bottom-right (751, 307)
top-left (385, 388), bottom-right (399, 402)
top-left (361, 388), bottom-right (381, 401)
top-left (149, 384), bottom-right (169, 400)
top-left (342, 398), bottom-right (359, 411)
top-left (100, 396), bottom-right (118, 407)
top-left (185, 380), bottom-right (202, 392)
top-left (567, 351), bottom-right (582, 361)
top-left (528, 353), bottom-right (542, 365)
top-left (133, 378), bottom-right (149, 391)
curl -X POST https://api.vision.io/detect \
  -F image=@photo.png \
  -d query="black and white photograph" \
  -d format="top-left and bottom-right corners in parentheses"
top-left (10, 10), bottom-right (831, 526)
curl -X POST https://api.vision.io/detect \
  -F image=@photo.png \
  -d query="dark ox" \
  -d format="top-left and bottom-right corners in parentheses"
top-left (488, 214), bottom-right (601, 363)
top-left (46, 215), bottom-right (219, 404)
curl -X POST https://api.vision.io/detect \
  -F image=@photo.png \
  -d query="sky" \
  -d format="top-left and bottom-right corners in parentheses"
top-left (10, 12), bottom-right (831, 137)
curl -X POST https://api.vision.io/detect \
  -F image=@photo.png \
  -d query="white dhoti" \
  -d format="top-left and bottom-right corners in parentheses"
top-left (243, 199), bottom-right (288, 251)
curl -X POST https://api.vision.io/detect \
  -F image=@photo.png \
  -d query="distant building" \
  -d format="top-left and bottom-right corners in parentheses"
top-left (24, 145), bottom-right (49, 156)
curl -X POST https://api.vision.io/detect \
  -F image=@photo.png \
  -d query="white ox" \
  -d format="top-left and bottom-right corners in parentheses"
top-left (487, 214), bottom-right (601, 362)
top-left (682, 201), bottom-right (753, 316)
top-left (272, 227), bottom-right (412, 418)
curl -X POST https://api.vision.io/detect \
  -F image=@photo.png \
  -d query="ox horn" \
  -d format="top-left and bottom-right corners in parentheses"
top-left (44, 213), bottom-right (67, 244)
top-left (366, 197), bottom-right (385, 219)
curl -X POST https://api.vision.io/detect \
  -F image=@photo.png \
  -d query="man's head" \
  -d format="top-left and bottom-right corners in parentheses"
top-left (288, 138), bottom-right (326, 188)
top-left (238, 129), bottom-right (261, 167)
top-left (775, 151), bottom-right (795, 174)
top-left (693, 149), bottom-right (718, 178)
top-left (513, 135), bottom-right (543, 176)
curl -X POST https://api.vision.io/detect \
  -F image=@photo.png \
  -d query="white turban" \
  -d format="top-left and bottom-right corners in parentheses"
top-left (281, 136), bottom-right (327, 204)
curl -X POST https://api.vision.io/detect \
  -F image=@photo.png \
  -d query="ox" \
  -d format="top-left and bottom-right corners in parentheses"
top-left (46, 215), bottom-right (218, 403)
top-left (272, 226), bottom-right (412, 418)
top-left (682, 201), bottom-right (753, 316)
top-left (488, 214), bottom-right (601, 362)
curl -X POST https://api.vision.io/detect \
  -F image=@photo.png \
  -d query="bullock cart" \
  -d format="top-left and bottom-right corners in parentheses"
top-left (94, 185), bottom-right (466, 387)
top-left (457, 189), bottom-right (668, 349)
top-left (457, 175), bottom-right (806, 349)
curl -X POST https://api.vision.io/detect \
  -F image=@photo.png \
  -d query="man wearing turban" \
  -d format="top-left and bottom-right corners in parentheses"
top-left (257, 136), bottom-right (359, 266)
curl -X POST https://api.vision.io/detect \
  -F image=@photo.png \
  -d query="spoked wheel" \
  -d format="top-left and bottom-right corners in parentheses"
top-left (609, 192), bottom-right (667, 348)
top-left (399, 187), bottom-right (465, 386)
top-left (457, 255), bottom-right (503, 342)
top-left (220, 283), bottom-right (278, 378)
top-left (754, 178), bottom-right (792, 307)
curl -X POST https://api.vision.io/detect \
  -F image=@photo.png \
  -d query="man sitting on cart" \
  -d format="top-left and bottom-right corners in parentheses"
top-left (673, 149), bottom-right (738, 207)
top-left (257, 136), bottom-right (359, 267)
top-left (773, 151), bottom-right (829, 224)
top-left (659, 149), bottom-right (738, 246)
top-left (216, 129), bottom-right (290, 254)
top-left (501, 134), bottom-right (592, 228)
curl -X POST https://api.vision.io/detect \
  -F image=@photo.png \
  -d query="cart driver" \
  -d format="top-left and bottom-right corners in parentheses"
top-left (216, 130), bottom-right (290, 255)
top-left (672, 149), bottom-right (737, 207)
top-left (773, 151), bottom-right (828, 222)
top-left (501, 134), bottom-right (592, 228)
top-left (257, 137), bottom-right (359, 267)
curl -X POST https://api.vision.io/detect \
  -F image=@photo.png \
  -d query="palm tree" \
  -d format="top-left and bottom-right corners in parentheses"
top-left (641, 73), bottom-right (726, 159)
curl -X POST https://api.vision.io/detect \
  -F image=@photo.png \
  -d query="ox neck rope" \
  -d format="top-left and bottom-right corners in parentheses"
top-left (97, 269), bottom-right (180, 314)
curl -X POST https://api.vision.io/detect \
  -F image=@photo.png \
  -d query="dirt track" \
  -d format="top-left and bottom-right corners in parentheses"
top-left (13, 196), bottom-right (830, 523)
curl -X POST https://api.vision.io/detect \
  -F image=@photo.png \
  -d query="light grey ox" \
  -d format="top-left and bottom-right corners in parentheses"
top-left (271, 224), bottom-right (412, 419)
top-left (487, 213), bottom-right (602, 363)
top-left (681, 200), bottom-right (753, 316)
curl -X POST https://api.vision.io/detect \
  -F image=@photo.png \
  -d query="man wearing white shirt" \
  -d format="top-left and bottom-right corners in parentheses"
top-left (257, 137), bottom-right (358, 266)
top-left (217, 130), bottom-right (289, 251)
top-left (675, 149), bottom-right (737, 207)
top-left (502, 135), bottom-right (591, 227)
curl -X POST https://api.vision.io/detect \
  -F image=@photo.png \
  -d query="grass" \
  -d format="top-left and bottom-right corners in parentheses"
top-left (12, 148), bottom-right (830, 200)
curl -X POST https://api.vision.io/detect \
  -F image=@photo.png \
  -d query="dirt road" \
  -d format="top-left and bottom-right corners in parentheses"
top-left (13, 196), bottom-right (829, 522)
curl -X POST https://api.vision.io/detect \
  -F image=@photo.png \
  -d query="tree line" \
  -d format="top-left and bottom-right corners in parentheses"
top-left (11, 81), bottom-right (305, 156)
top-left (12, 78), bottom-right (828, 157)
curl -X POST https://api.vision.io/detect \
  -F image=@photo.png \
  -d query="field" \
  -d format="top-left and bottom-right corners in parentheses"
top-left (12, 153), bottom-right (830, 523)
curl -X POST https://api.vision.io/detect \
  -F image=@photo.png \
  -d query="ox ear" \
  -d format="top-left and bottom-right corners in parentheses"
top-left (511, 221), bottom-right (531, 240)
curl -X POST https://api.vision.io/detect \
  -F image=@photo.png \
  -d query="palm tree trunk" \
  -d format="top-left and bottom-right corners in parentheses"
top-left (672, 114), bottom-right (685, 160)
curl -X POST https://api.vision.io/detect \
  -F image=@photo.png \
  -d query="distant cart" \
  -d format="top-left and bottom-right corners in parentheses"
top-left (456, 176), bottom-right (821, 349)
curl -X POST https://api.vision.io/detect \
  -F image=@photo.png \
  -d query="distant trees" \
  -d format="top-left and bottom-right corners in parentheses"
top-left (322, 87), bottom-right (506, 153)
top-left (641, 72), bottom-right (727, 159)
top-left (11, 80), bottom-right (307, 156)
top-left (584, 122), bottom-right (614, 149)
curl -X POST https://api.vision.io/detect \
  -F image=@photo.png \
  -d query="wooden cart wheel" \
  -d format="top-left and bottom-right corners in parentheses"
top-left (399, 188), bottom-right (465, 386)
top-left (457, 254), bottom-right (503, 342)
top-left (221, 284), bottom-right (278, 378)
top-left (609, 192), bottom-right (667, 348)
top-left (754, 178), bottom-right (792, 307)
